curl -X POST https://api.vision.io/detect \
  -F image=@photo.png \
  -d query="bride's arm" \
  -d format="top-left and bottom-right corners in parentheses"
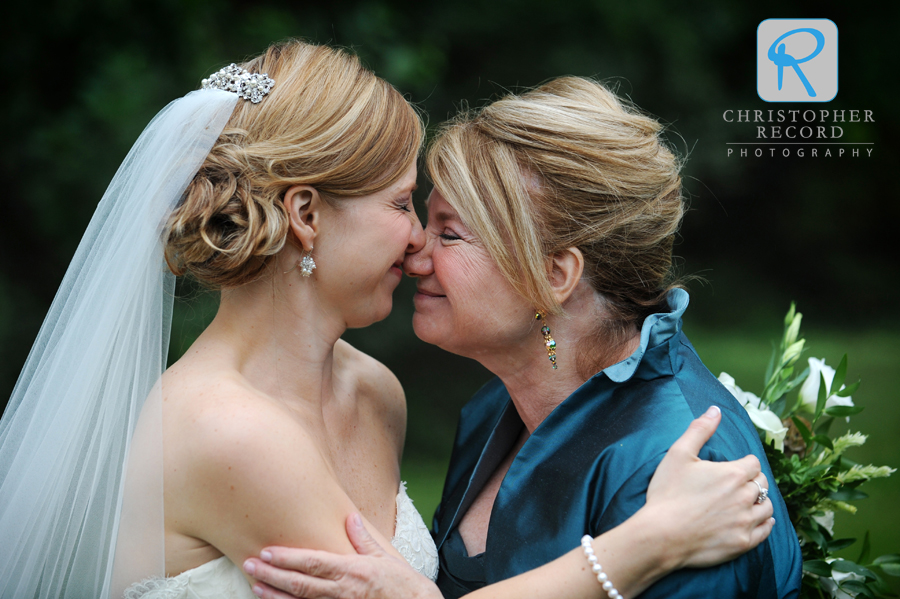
top-left (244, 407), bottom-right (775, 599)
top-left (165, 381), bottom-right (406, 581)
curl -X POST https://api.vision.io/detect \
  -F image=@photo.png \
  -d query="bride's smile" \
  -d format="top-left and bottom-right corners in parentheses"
top-left (296, 161), bottom-right (423, 330)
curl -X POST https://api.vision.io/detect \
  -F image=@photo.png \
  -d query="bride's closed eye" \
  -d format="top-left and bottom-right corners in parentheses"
top-left (395, 196), bottom-right (413, 212)
top-left (439, 231), bottom-right (461, 241)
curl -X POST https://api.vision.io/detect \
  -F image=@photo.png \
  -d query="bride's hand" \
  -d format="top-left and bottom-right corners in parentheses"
top-left (643, 405), bottom-right (776, 570)
top-left (243, 513), bottom-right (440, 599)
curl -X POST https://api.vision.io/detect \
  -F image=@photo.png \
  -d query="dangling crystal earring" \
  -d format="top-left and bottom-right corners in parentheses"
top-left (299, 248), bottom-right (316, 277)
top-left (284, 246), bottom-right (316, 277)
top-left (535, 310), bottom-right (557, 369)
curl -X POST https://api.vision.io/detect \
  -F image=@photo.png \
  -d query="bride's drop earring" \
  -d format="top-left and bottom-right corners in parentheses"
top-left (284, 247), bottom-right (316, 277)
top-left (535, 310), bottom-right (557, 369)
top-left (299, 248), bottom-right (316, 277)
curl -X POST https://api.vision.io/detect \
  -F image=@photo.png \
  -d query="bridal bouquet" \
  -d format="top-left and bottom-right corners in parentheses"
top-left (717, 305), bottom-right (899, 598)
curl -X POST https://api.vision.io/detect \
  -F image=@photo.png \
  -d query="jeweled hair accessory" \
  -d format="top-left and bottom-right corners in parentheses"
top-left (201, 63), bottom-right (275, 103)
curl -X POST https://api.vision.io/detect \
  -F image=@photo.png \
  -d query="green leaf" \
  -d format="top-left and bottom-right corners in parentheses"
top-left (803, 526), bottom-right (828, 549)
top-left (807, 463), bottom-right (833, 478)
top-left (832, 559), bottom-right (878, 581)
top-left (869, 578), bottom-right (897, 597)
top-left (858, 531), bottom-right (871, 565)
top-left (832, 354), bottom-right (848, 395)
top-left (815, 372), bottom-right (828, 421)
top-left (869, 577), bottom-right (899, 597)
top-left (828, 537), bottom-right (857, 552)
top-left (837, 380), bottom-right (861, 397)
top-left (829, 488), bottom-right (869, 501)
top-left (792, 416), bottom-right (813, 446)
top-left (813, 434), bottom-right (834, 451)
top-left (769, 398), bottom-right (785, 418)
top-left (839, 580), bottom-right (874, 598)
top-left (840, 455), bottom-right (859, 468)
top-left (783, 367), bottom-right (809, 395)
top-left (881, 563), bottom-right (900, 577)
top-left (825, 405), bottom-right (864, 417)
top-left (874, 555), bottom-right (900, 565)
top-left (814, 415), bottom-right (834, 436)
top-left (803, 559), bottom-right (832, 577)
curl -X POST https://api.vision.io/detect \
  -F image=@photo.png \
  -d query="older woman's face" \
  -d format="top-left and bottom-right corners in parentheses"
top-left (403, 190), bottom-right (535, 360)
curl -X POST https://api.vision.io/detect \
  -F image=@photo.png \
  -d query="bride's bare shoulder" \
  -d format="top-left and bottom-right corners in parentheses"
top-left (334, 339), bottom-right (406, 438)
top-left (160, 354), bottom-right (314, 457)
top-left (160, 358), bottom-right (359, 558)
top-left (162, 355), bottom-right (268, 420)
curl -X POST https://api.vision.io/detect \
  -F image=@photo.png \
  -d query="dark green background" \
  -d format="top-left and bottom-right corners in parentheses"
top-left (2, 0), bottom-right (897, 580)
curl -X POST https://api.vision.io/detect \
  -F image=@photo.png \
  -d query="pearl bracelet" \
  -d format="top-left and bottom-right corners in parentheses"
top-left (581, 535), bottom-right (622, 599)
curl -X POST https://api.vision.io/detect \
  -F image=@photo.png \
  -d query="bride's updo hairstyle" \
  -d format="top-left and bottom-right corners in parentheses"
top-left (426, 77), bottom-right (684, 373)
top-left (165, 41), bottom-right (422, 288)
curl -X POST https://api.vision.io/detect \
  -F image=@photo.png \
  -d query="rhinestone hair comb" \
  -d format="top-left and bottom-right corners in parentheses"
top-left (201, 63), bottom-right (275, 103)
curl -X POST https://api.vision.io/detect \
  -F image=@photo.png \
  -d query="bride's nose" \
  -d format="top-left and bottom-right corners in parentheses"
top-left (406, 214), bottom-right (425, 254)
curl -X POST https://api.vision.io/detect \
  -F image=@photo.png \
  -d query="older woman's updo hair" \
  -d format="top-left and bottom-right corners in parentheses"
top-left (164, 41), bottom-right (423, 288)
top-left (427, 77), bottom-right (684, 362)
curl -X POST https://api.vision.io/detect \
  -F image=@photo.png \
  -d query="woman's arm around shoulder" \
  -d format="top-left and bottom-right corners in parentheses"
top-left (243, 406), bottom-right (776, 599)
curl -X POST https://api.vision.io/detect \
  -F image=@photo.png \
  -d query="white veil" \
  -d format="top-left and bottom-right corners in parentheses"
top-left (0, 88), bottom-right (238, 598)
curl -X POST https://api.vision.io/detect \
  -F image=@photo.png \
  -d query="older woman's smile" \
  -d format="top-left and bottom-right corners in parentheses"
top-left (414, 286), bottom-right (445, 298)
top-left (413, 286), bottom-right (446, 309)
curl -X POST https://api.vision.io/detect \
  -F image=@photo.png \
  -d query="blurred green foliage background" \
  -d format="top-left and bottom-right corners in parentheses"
top-left (1, 0), bottom-right (897, 580)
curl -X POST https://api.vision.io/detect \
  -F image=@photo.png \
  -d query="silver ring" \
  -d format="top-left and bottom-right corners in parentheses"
top-left (753, 480), bottom-right (769, 504)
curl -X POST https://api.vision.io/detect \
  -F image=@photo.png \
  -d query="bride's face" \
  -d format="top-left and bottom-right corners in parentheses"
top-left (314, 163), bottom-right (424, 328)
top-left (404, 189), bottom-right (534, 359)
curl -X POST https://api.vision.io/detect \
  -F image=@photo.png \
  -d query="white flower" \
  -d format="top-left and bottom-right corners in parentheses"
top-left (819, 558), bottom-right (865, 598)
top-left (812, 510), bottom-right (835, 536)
top-left (718, 372), bottom-right (761, 409)
top-left (718, 372), bottom-right (788, 452)
top-left (744, 403), bottom-right (789, 452)
top-left (798, 358), bottom-right (854, 417)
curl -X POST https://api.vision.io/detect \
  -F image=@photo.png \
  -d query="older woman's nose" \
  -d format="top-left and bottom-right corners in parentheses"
top-left (403, 233), bottom-right (434, 277)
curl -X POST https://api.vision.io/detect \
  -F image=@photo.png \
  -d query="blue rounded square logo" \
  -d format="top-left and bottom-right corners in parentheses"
top-left (758, 19), bottom-right (838, 102)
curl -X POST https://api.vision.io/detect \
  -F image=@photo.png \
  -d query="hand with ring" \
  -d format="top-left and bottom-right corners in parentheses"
top-left (752, 479), bottom-right (769, 504)
top-left (642, 407), bottom-right (776, 570)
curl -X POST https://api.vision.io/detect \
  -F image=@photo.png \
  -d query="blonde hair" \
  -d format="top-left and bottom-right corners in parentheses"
top-left (427, 77), bottom-right (684, 371)
top-left (164, 41), bottom-right (423, 288)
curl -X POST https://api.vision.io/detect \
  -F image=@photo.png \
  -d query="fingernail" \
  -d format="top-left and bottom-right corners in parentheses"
top-left (770, 517), bottom-right (776, 526)
top-left (260, 550), bottom-right (272, 562)
top-left (253, 585), bottom-right (264, 597)
top-left (351, 513), bottom-right (363, 529)
top-left (704, 405), bottom-right (720, 419)
top-left (243, 559), bottom-right (256, 575)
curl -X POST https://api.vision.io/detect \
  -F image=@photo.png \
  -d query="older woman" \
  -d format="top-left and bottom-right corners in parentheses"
top-left (247, 77), bottom-right (802, 598)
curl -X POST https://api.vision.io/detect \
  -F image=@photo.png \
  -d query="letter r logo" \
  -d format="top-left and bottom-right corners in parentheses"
top-left (758, 19), bottom-right (838, 102)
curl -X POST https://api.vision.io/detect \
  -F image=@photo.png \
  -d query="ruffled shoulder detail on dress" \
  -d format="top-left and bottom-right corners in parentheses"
top-left (391, 481), bottom-right (439, 581)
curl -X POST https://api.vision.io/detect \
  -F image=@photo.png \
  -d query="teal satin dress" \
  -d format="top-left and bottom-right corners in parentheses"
top-left (432, 289), bottom-right (802, 598)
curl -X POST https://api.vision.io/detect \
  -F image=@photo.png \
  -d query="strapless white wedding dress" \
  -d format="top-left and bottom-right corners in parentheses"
top-left (124, 483), bottom-right (438, 598)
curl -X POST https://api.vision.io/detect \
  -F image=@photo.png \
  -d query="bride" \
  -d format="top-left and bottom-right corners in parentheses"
top-left (0, 40), bottom-right (773, 599)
